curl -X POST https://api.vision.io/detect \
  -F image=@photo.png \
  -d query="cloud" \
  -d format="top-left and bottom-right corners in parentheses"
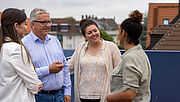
top-left (2, 0), bottom-right (175, 23)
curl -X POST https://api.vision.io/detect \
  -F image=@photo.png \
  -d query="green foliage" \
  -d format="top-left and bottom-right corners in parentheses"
top-left (100, 29), bottom-right (115, 43)
top-left (140, 12), bottom-right (147, 49)
top-left (118, 45), bottom-right (124, 50)
top-left (66, 16), bottom-right (76, 22)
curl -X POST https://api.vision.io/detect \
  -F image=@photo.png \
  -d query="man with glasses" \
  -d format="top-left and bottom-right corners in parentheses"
top-left (33, 20), bottom-right (52, 25)
top-left (22, 8), bottom-right (71, 102)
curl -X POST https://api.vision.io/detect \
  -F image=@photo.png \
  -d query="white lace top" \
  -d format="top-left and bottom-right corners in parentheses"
top-left (79, 52), bottom-right (106, 99)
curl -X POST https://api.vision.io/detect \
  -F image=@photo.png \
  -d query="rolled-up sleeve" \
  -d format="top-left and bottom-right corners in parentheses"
top-left (122, 55), bottom-right (142, 94)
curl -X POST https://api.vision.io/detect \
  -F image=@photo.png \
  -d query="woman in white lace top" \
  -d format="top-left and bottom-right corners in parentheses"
top-left (68, 19), bottom-right (122, 102)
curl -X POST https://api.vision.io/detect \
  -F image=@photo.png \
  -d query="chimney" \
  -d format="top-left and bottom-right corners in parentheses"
top-left (92, 15), bottom-right (94, 19)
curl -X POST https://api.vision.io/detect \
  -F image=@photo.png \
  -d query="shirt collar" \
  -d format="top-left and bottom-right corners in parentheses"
top-left (30, 31), bottom-right (51, 42)
top-left (122, 44), bottom-right (142, 58)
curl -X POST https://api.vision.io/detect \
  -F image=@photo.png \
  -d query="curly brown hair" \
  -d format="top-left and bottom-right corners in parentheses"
top-left (121, 10), bottom-right (143, 45)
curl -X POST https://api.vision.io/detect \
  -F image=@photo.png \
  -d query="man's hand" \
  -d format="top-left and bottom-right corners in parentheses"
top-left (64, 95), bottom-right (71, 102)
top-left (49, 61), bottom-right (64, 74)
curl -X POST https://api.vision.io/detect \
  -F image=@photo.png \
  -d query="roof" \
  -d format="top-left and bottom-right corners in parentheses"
top-left (95, 18), bottom-right (118, 30)
top-left (51, 18), bottom-right (81, 35)
top-left (50, 17), bottom-right (118, 36)
top-left (150, 24), bottom-right (174, 35)
top-left (149, 19), bottom-right (180, 50)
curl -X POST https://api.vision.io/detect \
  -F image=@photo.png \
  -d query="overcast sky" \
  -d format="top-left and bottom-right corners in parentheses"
top-left (0, 0), bottom-right (179, 23)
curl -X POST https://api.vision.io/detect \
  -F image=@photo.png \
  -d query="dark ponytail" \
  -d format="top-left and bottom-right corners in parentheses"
top-left (121, 10), bottom-right (143, 45)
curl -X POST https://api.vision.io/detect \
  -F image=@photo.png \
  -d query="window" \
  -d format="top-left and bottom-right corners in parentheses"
top-left (163, 19), bottom-right (169, 25)
top-left (60, 23), bottom-right (70, 32)
top-left (68, 36), bottom-right (72, 39)
top-left (66, 36), bottom-right (72, 40)
top-left (51, 26), bottom-right (58, 31)
top-left (68, 44), bottom-right (72, 49)
top-left (50, 24), bottom-right (59, 31)
top-left (75, 23), bottom-right (80, 31)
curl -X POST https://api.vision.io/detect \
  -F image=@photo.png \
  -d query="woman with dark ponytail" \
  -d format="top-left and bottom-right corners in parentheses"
top-left (107, 10), bottom-right (151, 102)
top-left (0, 8), bottom-right (42, 102)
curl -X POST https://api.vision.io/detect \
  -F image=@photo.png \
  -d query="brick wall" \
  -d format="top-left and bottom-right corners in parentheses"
top-left (146, 3), bottom-right (178, 48)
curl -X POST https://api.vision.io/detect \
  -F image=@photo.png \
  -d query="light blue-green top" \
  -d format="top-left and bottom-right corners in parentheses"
top-left (110, 44), bottom-right (151, 102)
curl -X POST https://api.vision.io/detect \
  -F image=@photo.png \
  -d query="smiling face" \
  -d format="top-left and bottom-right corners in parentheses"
top-left (31, 13), bottom-right (51, 41)
top-left (84, 24), bottom-right (101, 44)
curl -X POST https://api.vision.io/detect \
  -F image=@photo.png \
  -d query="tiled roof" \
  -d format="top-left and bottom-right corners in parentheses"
top-left (51, 17), bottom-right (118, 36)
top-left (149, 19), bottom-right (180, 50)
top-left (95, 18), bottom-right (118, 30)
top-left (51, 18), bottom-right (81, 35)
top-left (150, 24), bottom-right (174, 35)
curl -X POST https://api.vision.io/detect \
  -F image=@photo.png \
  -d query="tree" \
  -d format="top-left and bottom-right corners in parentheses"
top-left (140, 12), bottom-right (148, 49)
top-left (66, 16), bottom-right (76, 22)
top-left (100, 29), bottom-right (115, 43)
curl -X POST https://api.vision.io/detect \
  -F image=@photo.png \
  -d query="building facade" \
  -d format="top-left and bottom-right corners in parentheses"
top-left (50, 16), bottom-right (119, 50)
top-left (49, 18), bottom-right (84, 50)
top-left (0, 11), bottom-right (118, 50)
top-left (147, 2), bottom-right (180, 50)
top-left (146, 3), bottom-right (178, 48)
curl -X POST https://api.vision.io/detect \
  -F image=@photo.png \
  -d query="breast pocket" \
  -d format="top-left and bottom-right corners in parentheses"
top-left (110, 63), bottom-right (123, 93)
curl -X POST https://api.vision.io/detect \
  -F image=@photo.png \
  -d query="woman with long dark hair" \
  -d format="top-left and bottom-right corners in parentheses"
top-left (0, 8), bottom-right (42, 102)
top-left (68, 19), bottom-right (122, 102)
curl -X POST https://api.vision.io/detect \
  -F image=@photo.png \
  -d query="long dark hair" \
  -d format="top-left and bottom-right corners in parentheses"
top-left (121, 10), bottom-right (143, 45)
top-left (0, 8), bottom-right (32, 64)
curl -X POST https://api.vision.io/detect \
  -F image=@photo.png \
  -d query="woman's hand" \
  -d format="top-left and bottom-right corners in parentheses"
top-left (38, 81), bottom-right (43, 92)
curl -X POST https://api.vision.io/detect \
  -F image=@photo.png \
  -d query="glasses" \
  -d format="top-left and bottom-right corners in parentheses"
top-left (33, 20), bottom-right (52, 25)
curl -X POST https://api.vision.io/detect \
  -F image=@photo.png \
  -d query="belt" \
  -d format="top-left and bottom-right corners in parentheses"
top-left (41, 89), bottom-right (60, 94)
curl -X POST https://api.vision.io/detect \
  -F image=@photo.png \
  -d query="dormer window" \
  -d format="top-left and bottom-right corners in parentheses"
top-left (60, 23), bottom-right (70, 32)
top-left (163, 19), bottom-right (169, 25)
top-left (51, 24), bottom-right (58, 31)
